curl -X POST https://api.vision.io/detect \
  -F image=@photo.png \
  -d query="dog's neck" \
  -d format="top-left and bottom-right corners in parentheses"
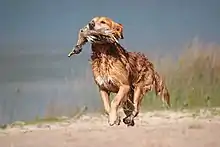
top-left (91, 42), bottom-right (129, 62)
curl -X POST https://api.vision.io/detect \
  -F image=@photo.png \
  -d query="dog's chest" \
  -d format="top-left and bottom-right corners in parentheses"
top-left (95, 75), bottom-right (118, 92)
top-left (90, 45), bottom-right (127, 92)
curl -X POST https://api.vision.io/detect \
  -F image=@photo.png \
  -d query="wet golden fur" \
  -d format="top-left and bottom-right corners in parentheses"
top-left (90, 43), bottom-right (132, 91)
top-left (113, 22), bottom-right (170, 108)
top-left (90, 41), bottom-right (135, 126)
top-left (99, 21), bottom-right (170, 124)
top-left (69, 16), bottom-right (170, 126)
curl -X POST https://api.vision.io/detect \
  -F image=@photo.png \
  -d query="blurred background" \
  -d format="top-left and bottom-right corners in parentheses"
top-left (0, 0), bottom-right (220, 124)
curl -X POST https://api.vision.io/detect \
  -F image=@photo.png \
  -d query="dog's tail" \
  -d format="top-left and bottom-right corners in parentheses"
top-left (154, 71), bottom-right (171, 108)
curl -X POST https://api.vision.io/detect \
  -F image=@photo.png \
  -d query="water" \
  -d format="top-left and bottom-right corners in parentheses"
top-left (0, 51), bottom-right (101, 124)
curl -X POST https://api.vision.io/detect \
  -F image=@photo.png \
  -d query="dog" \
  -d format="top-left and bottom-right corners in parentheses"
top-left (69, 16), bottom-right (133, 126)
top-left (68, 16), bottom-right (170, 126)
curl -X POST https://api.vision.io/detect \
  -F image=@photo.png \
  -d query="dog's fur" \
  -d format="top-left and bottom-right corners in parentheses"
top-left (113, 22), bottom-right (170, 105)
top-left (99, 21), bottom-right (171, 125)
top-left (68, 16), bottom-right (170, 126)
top-left (69, 16), bottom-right (136, 126)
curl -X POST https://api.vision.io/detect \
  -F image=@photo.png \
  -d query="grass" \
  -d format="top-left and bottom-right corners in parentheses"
top-left (25, 105), bottom-right (88, 125)
top-left (142, 38), bottom-right (220, 110)
top-left (0, 106), bottom-right (88, 129)
top-left (0, 117), bottom-right (67, 130)
top-left (24, 117), bottom-right (66, 125)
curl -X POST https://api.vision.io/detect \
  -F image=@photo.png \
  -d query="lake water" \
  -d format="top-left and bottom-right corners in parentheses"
top-left (0, 51), bottom-right (102, 124)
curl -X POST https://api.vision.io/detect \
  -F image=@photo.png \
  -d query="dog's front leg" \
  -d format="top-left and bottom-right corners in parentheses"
top-left (108, 85), bottom-right (130, 126)
top-left (99, 89), bottom-right (111, 115)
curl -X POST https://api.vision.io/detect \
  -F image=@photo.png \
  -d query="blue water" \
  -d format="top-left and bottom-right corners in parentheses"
top-left (0, 51), bottom-right (102, 124)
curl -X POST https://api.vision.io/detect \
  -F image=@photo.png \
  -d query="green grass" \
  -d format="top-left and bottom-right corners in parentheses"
top-left (0, 117), bottom-right (66, 130)
top-left (0, 106), bottom-right (88, 129)
top-left (24, 117), bottom-right (66, 125)
top-left (142, 38), bottom-right (220, 110)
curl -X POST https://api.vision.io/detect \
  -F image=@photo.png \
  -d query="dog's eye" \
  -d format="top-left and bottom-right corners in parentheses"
top-left (100, 21), bottom-right (105, 24)
top-left (116, 28), bottom-right (120, 31)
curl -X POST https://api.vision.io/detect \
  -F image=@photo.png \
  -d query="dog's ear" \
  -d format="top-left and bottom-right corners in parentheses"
top-left (118, 23), bottom-right (124, 39)
top-left (118, 23), bottom-right (123, 28)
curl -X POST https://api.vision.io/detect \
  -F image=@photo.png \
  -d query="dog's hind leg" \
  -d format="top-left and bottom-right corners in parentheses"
top-left (122, 89), bottom-right (134, 118)
top-left (123, 87), bottom-right (143, 126)
top-left (122, 89), bottom-right (134, 126)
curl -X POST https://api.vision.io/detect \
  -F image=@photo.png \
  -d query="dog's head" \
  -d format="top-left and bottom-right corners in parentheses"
top-left (88, 16), bottom-right (114, 30)
top-left (88, 16), bottom-right (124, 40)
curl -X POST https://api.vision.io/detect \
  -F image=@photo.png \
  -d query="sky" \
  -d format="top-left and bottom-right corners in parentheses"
top-left (1, 0), bottom-right (220, 53)
top-left (0, 0), bottom-right (220, 124)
